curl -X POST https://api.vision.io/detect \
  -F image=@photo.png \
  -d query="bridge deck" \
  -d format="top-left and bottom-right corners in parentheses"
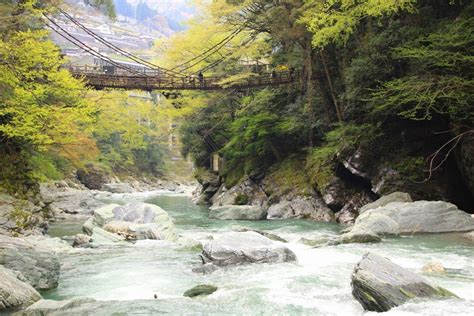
top-left (69, 67), bottom-right (298, 91)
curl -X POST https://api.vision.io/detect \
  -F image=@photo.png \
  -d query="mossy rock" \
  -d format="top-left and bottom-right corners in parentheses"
top-left (183, 284), bottom-right (218, 298)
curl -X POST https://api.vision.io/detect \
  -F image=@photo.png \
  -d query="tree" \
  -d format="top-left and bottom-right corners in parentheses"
top-left (0, 1), bottom-right (95, 193)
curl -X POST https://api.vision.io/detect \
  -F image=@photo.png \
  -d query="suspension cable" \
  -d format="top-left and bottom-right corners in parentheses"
top-left (44, 15), bottom-right (148, 77)
top-left (56, 8), bottom-right (185, 78)
top-left (171, 28), bottom-right (243, 72)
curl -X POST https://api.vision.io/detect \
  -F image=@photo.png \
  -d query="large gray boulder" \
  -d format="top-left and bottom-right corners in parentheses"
top-left (20, 298), bottom-right (96, 315)
top-left (201, 231), bottom-right (296, 267)
top-left (93, 204), bottom-right (120, 227)
top-left (352, 253), bottom-right (457, 312)
top-left (209, 205), bottom-right (266, 220)
top-left (85, 202), bottom-right (177, 242)
top-left (0, 235), bottom-right (60, 290)
top-left (76, 163), bottom-right (110, 190)
top-left (39, 183), bottom-right (106, 216)
top-left (90, 227), bottom-right (125, 247)
top-left (341, 201), bottom-right (474, 243)
top-left (0, 266), bottom-right (41, 310)
top-left (102, 183), bottom-right (133, 193)
top-left (359, 192), bottom-right (412, 214)
top-left (211, 178), bottom-right (267, 207)
top-left (267, 196), bottom-right (333, 221)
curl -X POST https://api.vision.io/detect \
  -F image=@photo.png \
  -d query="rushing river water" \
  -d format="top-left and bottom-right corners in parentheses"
top-left (45, 193), bottom-right (474, 315)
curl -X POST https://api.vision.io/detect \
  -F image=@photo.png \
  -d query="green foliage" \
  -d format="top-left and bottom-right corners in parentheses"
top-left (29, 153), bottom-right (64, 182)
top-left (302, 0), bottom-right (416, 48)
top-left (222, 89), bottom-right (306, 175)
top-left (234, 193), bottom-right (249, 205)
top-left (0, 1), bottom-right (95, 194)
top-left (88, 90), bottom-right (168, 176)
top-left (370, 12), bottom-right (474, 126)
top-left (266, 156), bottom-right (314, 197)
top-left (393, 156), bottom-right (425, 182)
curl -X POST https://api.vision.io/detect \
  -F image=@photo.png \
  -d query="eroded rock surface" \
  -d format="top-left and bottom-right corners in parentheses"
top-left (0, 235), bottom-right (60, 290)
top-left (0, 266), bottom-right (41, 310)
top-left (201, 231), bottom-right (296, 267)
top-left (341, 200), bottom-right (474, 243)
top-left (209, 205), bottom-right (267, 220)
top-left (351, 253), bottom-right (457, 312)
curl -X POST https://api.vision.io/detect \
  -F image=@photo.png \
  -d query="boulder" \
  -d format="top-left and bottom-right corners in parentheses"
top-left (321, 177), bottom-right (354, 210)
top-left (340, 230), bottom-right (381, 244)
top-left (90, 227), bottom-right (126, 246)
top-left (40, 184), bottom-right (107, 216)
top-left (72, 234), bottom-right (92, 248)
top-left (183, 284), bottom-right (218, 298)
top-left (21, 298), bottom-right (97, 315)
top-left (267, 196), bottom-right (333, 221)
top-left (111, 202), bottom-right (177, 241)
top-left (0, 193), bottom-right (44, 236)
top-left (352, 253), bottom-right (457, 312)
top-left (0, 235), bottom-right (60, 290)
top-left (0, 266), bottom-right (41, 310)
top-left (192, 263), bottom-right (218, 275)
top-left (209, 205), bottom-right (266, 220)
top-left (462, 231), bottom-right (474, 241)
top-left (349, 201), bottom-right (474, 237)
top-left (211, 178), bottom-right (267, 207)
top-left (93, 204), bottom-right (120, 227)
top-left (102, 183), bottom-right (133, 194)
top-left (201, 231), bottom-right (296, 267)
top-left (85, 202), bottom-right (177, 242)
top-left (82, 217), bottom-right (95, 235)
top-left (233, 227), bottom-right (287, 242)
top-left (76, 163), bottom-right (109, 190)
top-left (335, 192), bottom-right (375, 225)
top-left (422, 262), bottom-right (446, 273)
top-left (360, 192), bottom-right (412, 214)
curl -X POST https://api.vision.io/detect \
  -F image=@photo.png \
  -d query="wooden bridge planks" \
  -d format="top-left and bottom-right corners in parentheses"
top-left (70, 69), bottom-right (299, 91)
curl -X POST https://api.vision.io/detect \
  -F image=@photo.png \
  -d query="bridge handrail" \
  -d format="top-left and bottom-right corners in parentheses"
top-left (67, 65), bottom-right (301, 90)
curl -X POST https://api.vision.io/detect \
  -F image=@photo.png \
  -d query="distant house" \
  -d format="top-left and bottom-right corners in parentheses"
top-left (66, 56), bottom-right (159, 75)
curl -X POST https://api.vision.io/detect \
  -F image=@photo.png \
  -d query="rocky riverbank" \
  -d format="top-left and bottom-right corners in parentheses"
top-left (193, 144), bottom-right (474, 226)
top-left (1, 179), bottom-right (473, 313)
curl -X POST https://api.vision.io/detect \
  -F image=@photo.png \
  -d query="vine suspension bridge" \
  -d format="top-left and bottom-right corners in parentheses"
top-left (45, 10), bottom-right (299, 91)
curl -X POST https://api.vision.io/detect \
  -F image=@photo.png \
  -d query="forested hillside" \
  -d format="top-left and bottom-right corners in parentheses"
top-left (0, 0), bottom-right (184, 198)
top-left (158, 0), bottom-right (474, 221)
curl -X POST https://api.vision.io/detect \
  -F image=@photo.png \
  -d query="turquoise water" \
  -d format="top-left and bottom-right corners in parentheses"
top-left (44, 194), bottom-right (474, 315)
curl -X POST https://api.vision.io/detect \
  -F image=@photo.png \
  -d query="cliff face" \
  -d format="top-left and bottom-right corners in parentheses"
top-left (194, 129), bottom-right (474, 225)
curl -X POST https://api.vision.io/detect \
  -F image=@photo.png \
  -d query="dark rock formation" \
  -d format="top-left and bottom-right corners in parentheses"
top-left (352, 253), bottom-right (457, 312)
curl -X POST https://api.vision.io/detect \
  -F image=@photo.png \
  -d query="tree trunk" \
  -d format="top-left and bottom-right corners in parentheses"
top-left (320, 51), bottom-right (343, 122)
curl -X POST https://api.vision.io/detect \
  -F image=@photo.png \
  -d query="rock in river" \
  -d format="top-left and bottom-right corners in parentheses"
top-left (351, 252), bottom-right (457, 312)
top-left (0, 235), bottom-right (60, 290)
top-left (341, 200), bottom-right (474, 243)
top-left (85, 202), bottom-right (177, 243)
top-left (209, 205), bottom-right (267, 220)
top-left (359, 192), bottom-right (412, 214)
top-left (20, 298), bottom-right (96, 315)
top-left (201, 231), bottom-right (296, 267)
top-left (183, 284), bottom-right (218, 298)
top-left (0, 266), bottom-right (41, 310)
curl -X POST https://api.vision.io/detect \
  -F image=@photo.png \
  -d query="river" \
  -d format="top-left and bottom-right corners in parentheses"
top-left (44, 193), bottom-right (474, 315)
